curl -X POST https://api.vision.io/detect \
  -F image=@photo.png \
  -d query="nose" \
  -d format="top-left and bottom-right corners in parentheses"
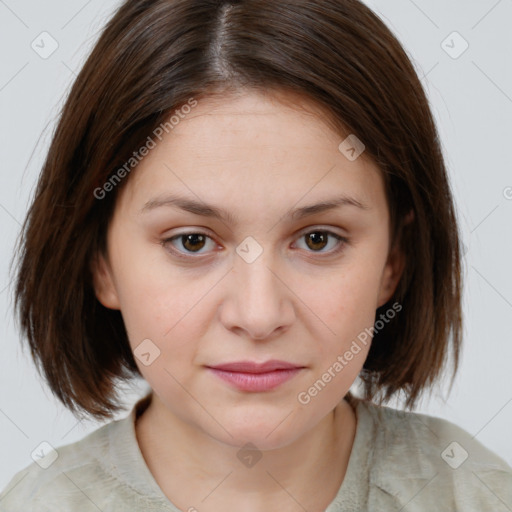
top-left (219, 250), bottom-right (295, 341)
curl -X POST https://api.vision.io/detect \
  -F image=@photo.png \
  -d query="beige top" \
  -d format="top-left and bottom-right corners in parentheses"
top-left (1, 393), bottom-right (511, 511)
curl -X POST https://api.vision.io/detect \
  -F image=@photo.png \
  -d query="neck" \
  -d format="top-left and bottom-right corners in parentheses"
top-left (135, 394), bottom-right (357, 512)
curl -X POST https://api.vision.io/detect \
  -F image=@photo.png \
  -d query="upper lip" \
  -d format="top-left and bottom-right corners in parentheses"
top-left (207, 360), bottom-right (303, 373)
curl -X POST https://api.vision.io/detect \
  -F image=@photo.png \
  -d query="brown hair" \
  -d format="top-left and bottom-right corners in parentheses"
top-left (13, 0), bottom-right (462, 419)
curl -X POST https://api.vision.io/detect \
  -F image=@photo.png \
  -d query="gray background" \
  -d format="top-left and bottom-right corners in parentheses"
top-left (1, 0), bottom-right (511, 490)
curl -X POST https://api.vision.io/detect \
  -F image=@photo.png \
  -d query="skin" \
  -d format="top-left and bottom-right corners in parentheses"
top-left (92, 89), bottom-right (404, 512)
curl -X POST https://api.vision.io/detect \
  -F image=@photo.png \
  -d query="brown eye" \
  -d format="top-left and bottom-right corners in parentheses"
top-left (305, 232), bottom-right (329, 251)
top-left (181, 234), bottom-right (207, 252)
top-left (294, 230), bottom-right (347, 255)
top-left (162, 232), bottom-right (216, 256)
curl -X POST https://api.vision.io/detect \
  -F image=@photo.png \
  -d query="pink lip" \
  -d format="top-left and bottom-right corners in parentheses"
top-left (206, 360), bottom-right (304, 392)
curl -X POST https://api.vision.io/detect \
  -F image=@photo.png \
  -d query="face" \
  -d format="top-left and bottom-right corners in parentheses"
top-left (92, 89), bottom-right (403, 450)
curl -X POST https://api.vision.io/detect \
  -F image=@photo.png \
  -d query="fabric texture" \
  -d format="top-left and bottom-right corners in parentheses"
top-left (1, 393), bottom-right (511, 511)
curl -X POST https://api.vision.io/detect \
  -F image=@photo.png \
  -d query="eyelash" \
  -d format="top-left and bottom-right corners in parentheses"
top-left (160, 229), bottom-right (349, 259)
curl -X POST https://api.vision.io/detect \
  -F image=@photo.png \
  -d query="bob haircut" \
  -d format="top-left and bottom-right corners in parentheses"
top-left (14, 0), bottom-right (462, 419)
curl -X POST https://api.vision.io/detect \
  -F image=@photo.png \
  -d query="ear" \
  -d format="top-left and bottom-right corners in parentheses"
top-left (90, 251), bottom-right (121, 310)
top-left (377, 241), bottom-right (405, 308)
top-left (377, 209), bottom-right (414, 308)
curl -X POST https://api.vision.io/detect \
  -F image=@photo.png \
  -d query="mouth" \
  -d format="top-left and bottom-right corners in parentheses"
top-left (205, 360), bottom-right (305, 392)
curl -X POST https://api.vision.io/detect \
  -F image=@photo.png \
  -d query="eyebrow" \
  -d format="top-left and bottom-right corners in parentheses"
top-left (140, 193), bottom-right (370, 223)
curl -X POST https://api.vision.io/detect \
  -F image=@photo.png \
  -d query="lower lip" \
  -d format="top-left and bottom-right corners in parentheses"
top-left (207, 368), bottom-right (302, 392)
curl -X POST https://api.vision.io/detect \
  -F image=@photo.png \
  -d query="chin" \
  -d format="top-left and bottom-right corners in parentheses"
top-left (222, 428), bottom-right (302, 452)
top-left (204, 409), bottom-right (309, 451)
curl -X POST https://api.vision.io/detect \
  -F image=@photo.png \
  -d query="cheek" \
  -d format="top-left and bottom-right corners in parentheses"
top-left (116, 273), bottom-right (207, 391)
top-left (303, 262), bottom-right (385, 346)
top-left (118, 280), bottom-right (207, 355)
top-left (111, 252), bottom-right (229, 389)
top-left (108, 231), bottom-right (193, 334)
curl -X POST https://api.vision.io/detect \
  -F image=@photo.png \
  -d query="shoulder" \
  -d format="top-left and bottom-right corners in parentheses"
top-left (357, 400), bottom-right (512, 511)
top-left (0, 416), bottom-right (137, 511)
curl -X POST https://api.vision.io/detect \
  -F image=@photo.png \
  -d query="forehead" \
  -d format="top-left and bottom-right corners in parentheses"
top-left (118, 89), bottom-right (387, 216)
top-left (160, 89), bottom-right (347, 153)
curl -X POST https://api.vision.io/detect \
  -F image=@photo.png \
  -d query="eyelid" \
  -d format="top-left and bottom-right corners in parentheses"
top-left (161, 230), bottom-right (219, 258)
top-left (295, 224), bottom-right (346, 238)
top-left (291, 229), bottom-right (347, 255)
